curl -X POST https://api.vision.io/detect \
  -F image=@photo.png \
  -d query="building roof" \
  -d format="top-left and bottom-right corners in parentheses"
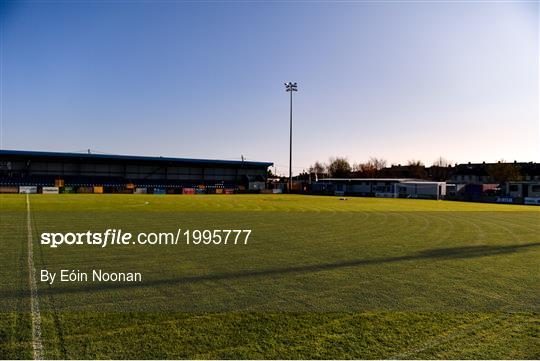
top-left (317, 178), bottom-right (416, 182)
top-left (316, 178), bottom-right (446, 184)
top-left (0, 149), bottom-right (273, 168)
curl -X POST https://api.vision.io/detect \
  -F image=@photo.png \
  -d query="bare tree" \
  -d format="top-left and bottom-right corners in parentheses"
top-left (309, 161), bottom-right (325, 175)
top-left (430, 156), bottom-right (453, 181)
top-left (352, 157), bottom-right (387, 178)
top-left (309, 161), bottom-right (326, 180)
top-left (354, 162), bottom-right (377, 177)
top-left (407, 160), bottom-right (425, 167)
top-left (432, 156), bottom-right (452, 168)
top-left (327, 157), bottom-right (352, 178)
top-left (369, 157), bottom-right (387, 171)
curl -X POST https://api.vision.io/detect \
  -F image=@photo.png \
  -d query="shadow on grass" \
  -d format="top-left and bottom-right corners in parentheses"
top-left (23, 242), bottom-right (538, 298)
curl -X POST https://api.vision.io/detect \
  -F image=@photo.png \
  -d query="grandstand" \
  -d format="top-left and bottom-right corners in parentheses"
top-left (0, 150), bottom-right (272, 192)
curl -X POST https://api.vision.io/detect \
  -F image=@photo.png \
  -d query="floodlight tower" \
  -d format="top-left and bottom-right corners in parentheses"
top-left (285, 82), bottom-right (297, 193)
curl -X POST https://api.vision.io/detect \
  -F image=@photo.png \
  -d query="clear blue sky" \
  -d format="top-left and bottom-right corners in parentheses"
top-left (1, 1), bottom-right (538, 175)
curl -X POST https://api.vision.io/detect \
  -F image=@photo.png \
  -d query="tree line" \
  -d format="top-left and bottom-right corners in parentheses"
top-left (305, 157), bottom-right (524, 182)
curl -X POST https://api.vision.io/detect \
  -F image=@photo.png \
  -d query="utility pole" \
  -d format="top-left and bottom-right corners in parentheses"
top-left (284, 82), bottom-right (297, 193)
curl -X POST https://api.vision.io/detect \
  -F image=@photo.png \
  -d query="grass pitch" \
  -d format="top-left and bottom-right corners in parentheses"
top-left (0, 194), bottom-right (539, 359)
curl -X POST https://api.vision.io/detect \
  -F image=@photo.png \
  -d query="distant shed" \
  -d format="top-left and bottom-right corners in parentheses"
top-left (312, 178), bottom-right (446, 199)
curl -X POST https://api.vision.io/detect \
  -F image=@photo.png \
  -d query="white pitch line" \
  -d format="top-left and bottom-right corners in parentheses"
top-left (26, 194), bottom-right (44, 360)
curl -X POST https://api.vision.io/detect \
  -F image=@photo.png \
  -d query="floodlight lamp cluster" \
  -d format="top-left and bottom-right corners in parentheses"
top-left (285, 82), bottom-right (298, 92)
